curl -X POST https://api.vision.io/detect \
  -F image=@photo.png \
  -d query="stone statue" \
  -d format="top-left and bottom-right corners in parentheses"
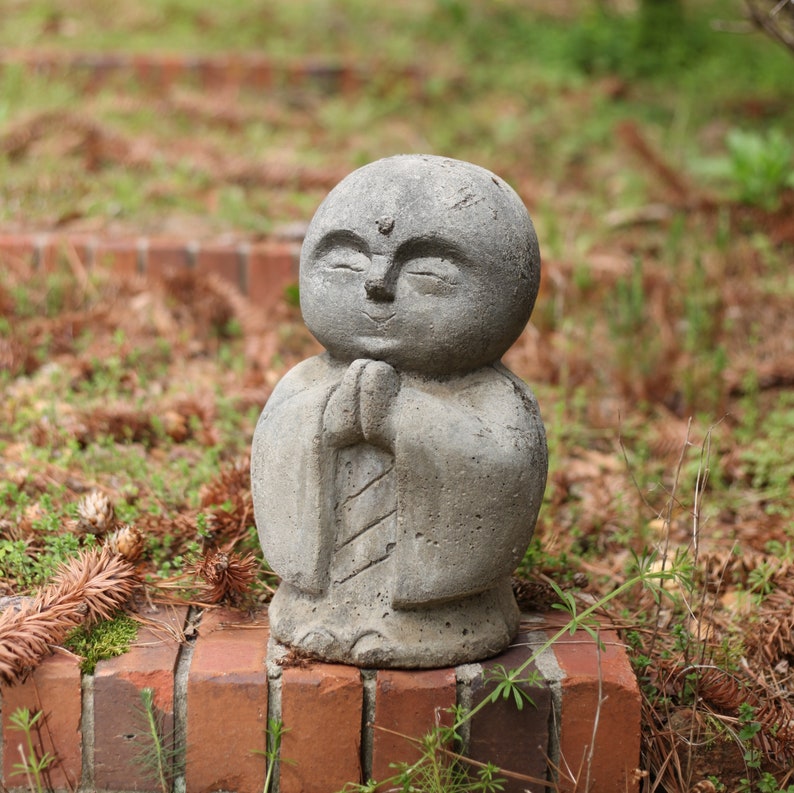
top-left (251, 154), bottom-right (547, 668)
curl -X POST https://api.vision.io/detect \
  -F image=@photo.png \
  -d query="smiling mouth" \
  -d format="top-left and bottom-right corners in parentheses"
top-left (363, 310), bottom-right (395, 326)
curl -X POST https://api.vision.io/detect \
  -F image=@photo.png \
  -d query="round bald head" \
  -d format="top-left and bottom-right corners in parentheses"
top-left (300, 154), bottom-right (541, 374)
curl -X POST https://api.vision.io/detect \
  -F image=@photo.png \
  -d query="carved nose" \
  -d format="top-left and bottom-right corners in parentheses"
top-left (364, 277), bottom-right (394, 302)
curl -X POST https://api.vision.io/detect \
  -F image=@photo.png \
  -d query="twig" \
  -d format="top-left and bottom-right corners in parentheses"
top-left (370, 723), bottom-right (556, 787)
top-left (584, 633), bottom-right (606, 793)
top-left (17, 744), bottom-right (36, 793)
top-left (746, 0), bottom-right (794, 53)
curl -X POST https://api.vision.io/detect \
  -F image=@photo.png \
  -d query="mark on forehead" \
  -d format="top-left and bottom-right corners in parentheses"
top-left (451, 189), bottom-right (484, 212)
top-left (376, 215), bottom-right (395, 235)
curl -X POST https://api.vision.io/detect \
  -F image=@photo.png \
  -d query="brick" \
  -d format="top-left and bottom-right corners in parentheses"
top-left (196, 58), bottom-right (233, 91)
top-left (301, 61), bottom-right (347, 94)
top-left (33, 234), bottom-right (57, 273)
top-left (1, 651), bottom-right (83, 792)
top-left (157, 54), bottom-right (189, 90)
top-left (371, 668), bottom-right (456, 784)
top-left (146, 238), bottom-right (194, 274)
top-left (185, 607), bottom-right (268, 793)
top-left (280, 663), bottom-right (363, 793)
top-left (93, 605), bottom-right (187, 792)
top-left (244, 57), bottom-right (274, 90)
top-left (94, 238), bottom-right (139, 277)
top-left (129, 54), bottom-right (188, 92)
top-left (57, 234), bottom-right (97, 271)
top-left (195, 243), bottom-right (243, 290)
top-left (132, 55), bottom-right (164, 90)
top-left (468, 632), bottom-right (552, 793)
top-left (550, 625), bottom-right (641, 793)
top-left (246, 241), bottom-right (298, 311)
top-left (0, 234), bottom-right (37, 269)
top-left (339, 65), bottom-right (363, 96)
top-left (80, 53), bottom-right (125, 90)
top-left (0, 233), bottom-right (58, 271)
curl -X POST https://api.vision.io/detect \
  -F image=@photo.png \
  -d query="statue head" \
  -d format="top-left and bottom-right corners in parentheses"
top-left (300, 154), bottom-right (540, 375)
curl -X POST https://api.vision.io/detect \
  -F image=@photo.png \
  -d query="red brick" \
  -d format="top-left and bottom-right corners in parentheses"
top-left (94, 238), bottom-right (139, 277)
top-left (0, 233), bottom-right (58, 272)
top-left (93, 605), bottom-right (187, 792)
top-left (146, 238), bottom-right (194, 274)
top-left (301, 61), bottom-right (347, 94)
top-left (197, 58), bottom-right (233, 91)
top-left (468, 632), bottom-right (552, 793)
top-left (157, 54), bottom-right (189, 90)
top-left (185, 607), bottom-right (269, 793)
top-left (132, 55), bottom-right (164, 90)
top-left (1, 651), bottom-right (83, 791)
top-left (550, 626), bottom-right (641, 793)
top-left (339, 65), bottom-right (363, 96)
top-left (57, 234), bottom-right (97, 271)
top-left (244, 57), bottom-right (274, 90)
top-left (246, 241), bottom-right (298, 311)
top-left (128, 54), bottom-right (188, 91)
top-left (280, 663), bottom-right (363, 793)
top-left (34, 234), bottom-right (57, 272)
top-left (195, 243), bottom-right (243, 290)
top-left (0, 234), bottom-right (37, 270)
top-left (371, 668), bottom-right (456, 785)
top-left (82, 54), bottom-right (125, 90)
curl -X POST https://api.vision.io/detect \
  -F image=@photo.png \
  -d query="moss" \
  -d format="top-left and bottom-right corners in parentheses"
top-left (64, 613), bottom-right (138, 674)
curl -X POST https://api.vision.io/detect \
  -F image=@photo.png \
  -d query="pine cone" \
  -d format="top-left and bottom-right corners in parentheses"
top-left (196, 550), bottom-right (257, 605)
top-left (76, 491), bottom-right (117, 536)
top-left (0, 547), bottom-right (139, 685)
top-left (107, 523), bottom-right (145, 562)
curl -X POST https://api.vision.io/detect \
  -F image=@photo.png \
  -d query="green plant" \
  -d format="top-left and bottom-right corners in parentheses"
top-left (251, 717), bottom-right (290, 793)
top-left (727, 128), bottom-right (793, 210)
top-left (8, 707), bottom-right (56, 793)
top-left (136, 687), bottom-right (182, 793)
top-left (703, 128), bottom-right (794, 211)
top-left (340, 550), bottom-right (683, 793)
top-left (63, 612), bottom-right (138, 673)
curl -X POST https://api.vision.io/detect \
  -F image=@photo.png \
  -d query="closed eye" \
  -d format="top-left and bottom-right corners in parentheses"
top-left (403, 257), bottom-right (460, 286)
top-left (320, 247), bottom-right (370, 272)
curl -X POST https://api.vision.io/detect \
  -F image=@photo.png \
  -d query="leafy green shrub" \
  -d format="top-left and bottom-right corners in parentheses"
top-left (724, 128), bottom-right (794, 210)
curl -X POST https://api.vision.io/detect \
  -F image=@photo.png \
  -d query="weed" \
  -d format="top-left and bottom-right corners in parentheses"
top-left (725, 128), bottom-right (794, 210)
top-left (8, 707), bottom-right (56, 793)
top-left (136, 687), bottom-right (182, 793)
top-left (341, 550), bottom-right (684, 793)
top-left (250, 717), bottom-right (290, 793)
top-left (482, 664), bottom-right (540, 711)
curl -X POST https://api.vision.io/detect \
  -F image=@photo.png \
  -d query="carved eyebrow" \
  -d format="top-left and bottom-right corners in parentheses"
top-left (313, 230), bottom-right (371, 258)
top-left (395, 236), bottom-right (469, 266)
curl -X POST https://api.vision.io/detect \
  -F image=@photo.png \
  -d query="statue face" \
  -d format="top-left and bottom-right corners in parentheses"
top-left (300, 155), bottom-right (540, 375)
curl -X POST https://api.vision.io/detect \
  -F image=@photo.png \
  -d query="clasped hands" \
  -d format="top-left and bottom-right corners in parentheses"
top-left (323, 359), bottom-right (400, 449)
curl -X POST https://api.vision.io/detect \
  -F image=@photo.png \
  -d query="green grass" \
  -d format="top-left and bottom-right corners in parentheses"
top-left (1, 1), bottom-right (792, 234)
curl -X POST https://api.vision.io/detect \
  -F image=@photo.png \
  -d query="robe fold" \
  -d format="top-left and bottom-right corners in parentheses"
top-left (251, 352), bottom-right (547, 609)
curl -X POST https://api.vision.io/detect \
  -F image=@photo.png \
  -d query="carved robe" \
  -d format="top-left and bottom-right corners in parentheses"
top-left (251, 352), bottom-right (547, 609)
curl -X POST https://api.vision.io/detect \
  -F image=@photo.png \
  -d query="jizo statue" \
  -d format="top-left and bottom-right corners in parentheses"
top-left (251, 154), bottom-right (547, 667)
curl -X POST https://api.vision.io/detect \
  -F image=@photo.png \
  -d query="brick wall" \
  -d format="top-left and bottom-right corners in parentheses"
top-left (0, 607), bottom-right (640, 793)
top-left (0, 233), bottom-right (300, 313)
top-left (0, 52), bottom-right (427, 97)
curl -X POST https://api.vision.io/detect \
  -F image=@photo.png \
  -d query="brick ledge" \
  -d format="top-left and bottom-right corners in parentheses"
top-left (0, 606), bottom-right (641, 793)
top-left (0, 50), bottom-right (430, 95)
top-left (0, 232), bottom-right (299, 310)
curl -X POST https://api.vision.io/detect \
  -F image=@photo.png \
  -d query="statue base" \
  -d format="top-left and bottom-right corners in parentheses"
top-left (268, 578), bottom-right (520, 668)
